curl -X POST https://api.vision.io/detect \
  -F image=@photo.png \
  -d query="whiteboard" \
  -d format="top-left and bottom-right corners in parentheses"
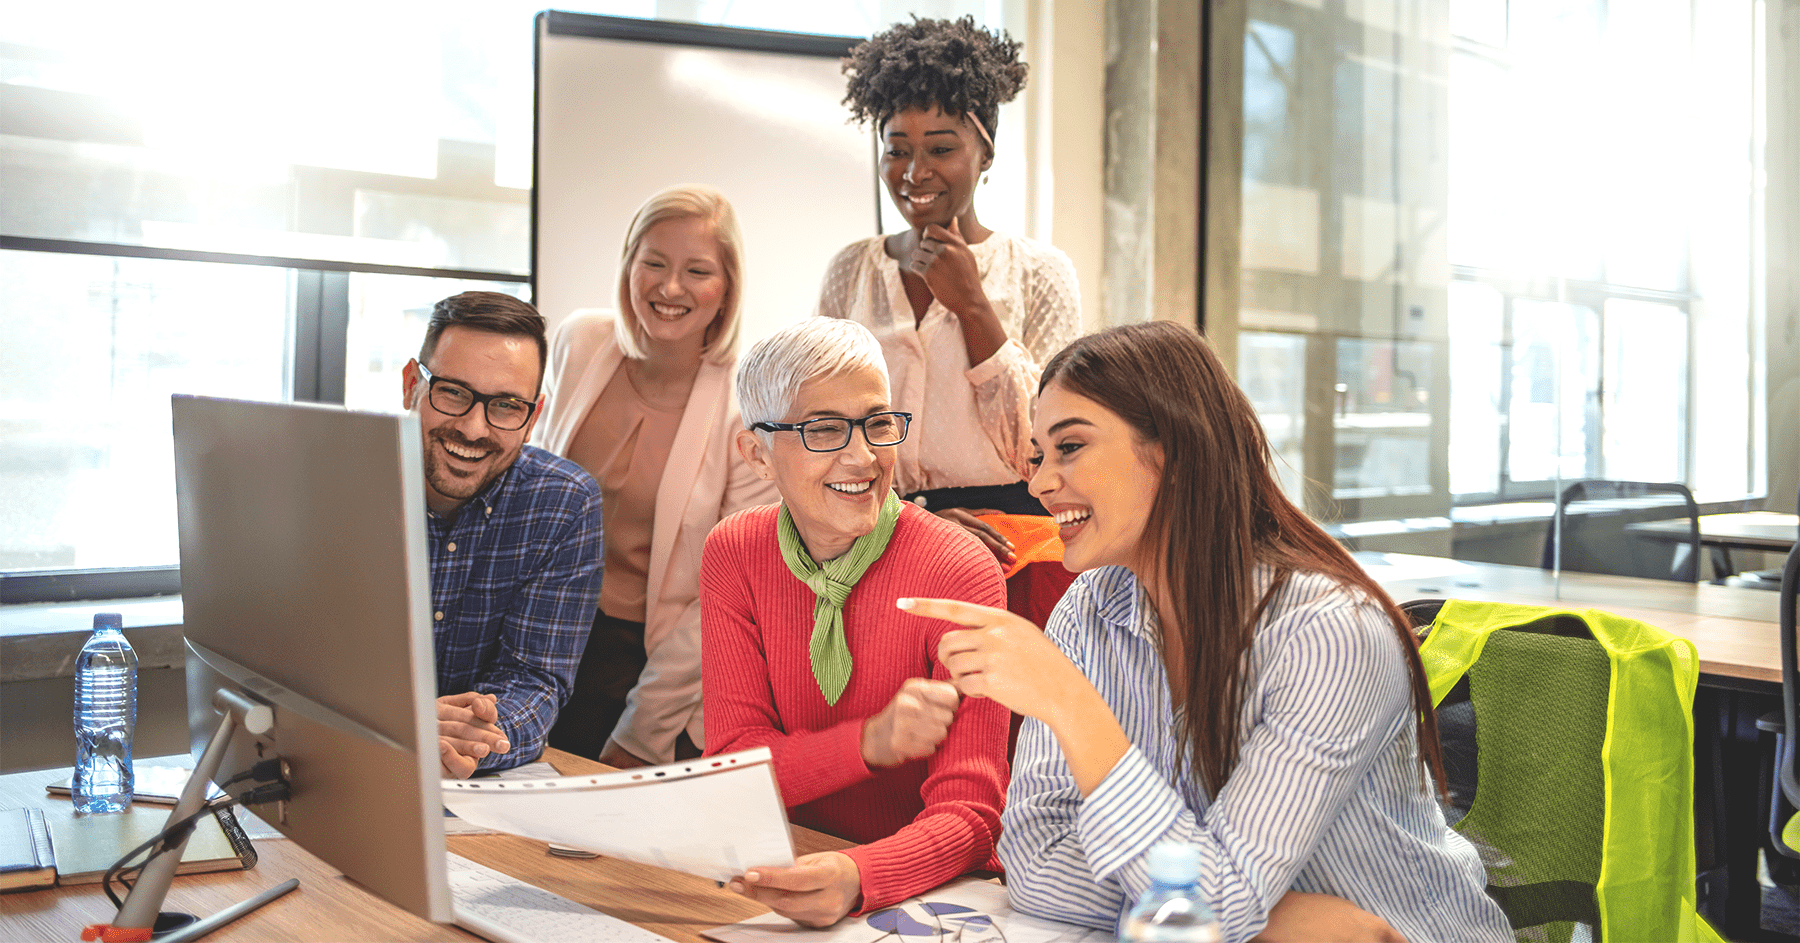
top-left (533, 12), bottom-right (879, 350)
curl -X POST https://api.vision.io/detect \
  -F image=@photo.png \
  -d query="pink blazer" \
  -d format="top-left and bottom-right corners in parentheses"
top-left (537, 311), bottom-right (777, 762)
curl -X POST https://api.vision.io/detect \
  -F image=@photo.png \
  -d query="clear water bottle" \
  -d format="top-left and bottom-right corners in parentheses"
top-left (1119, 843), bottom-right (1222, 943)
top-left (72, 612), bottom-right (136, 814)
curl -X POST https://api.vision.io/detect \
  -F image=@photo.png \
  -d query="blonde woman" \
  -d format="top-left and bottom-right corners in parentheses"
top-left (540, 185), bottom-right (777, 767)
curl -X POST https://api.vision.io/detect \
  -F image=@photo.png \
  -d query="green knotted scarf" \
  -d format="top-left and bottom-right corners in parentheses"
top-left (776, 490), bottom-right (903, 705)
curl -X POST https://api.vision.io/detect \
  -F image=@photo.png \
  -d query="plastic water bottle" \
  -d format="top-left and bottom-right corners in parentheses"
top-left (72, 612), bottom-right (136, 813)
top-left (1119, 843), bottom-right (1222, 943)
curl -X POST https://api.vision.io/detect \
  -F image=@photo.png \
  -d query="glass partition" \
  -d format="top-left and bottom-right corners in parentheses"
top-left (1222, 0), bottom-right (1763, 580)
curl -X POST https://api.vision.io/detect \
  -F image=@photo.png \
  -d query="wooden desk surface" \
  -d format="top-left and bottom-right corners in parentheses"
top-left (0, 750), bottom-right (846, 943)
top-left (1360, 553), bottom-right (1784, 686)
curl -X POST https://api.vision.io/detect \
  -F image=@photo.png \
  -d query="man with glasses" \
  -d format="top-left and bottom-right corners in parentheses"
top-left (401, 291), bottom-right (604, 778)
top-left (699, 318), bottom-right (1009, 926)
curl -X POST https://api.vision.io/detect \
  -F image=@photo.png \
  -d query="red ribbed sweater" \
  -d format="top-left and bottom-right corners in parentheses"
top-left (700, 502), bottom-right (1010, 912)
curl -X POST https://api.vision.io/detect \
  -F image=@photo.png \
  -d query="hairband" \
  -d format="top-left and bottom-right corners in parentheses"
top-left (965, 111), bottom-right (995, 151)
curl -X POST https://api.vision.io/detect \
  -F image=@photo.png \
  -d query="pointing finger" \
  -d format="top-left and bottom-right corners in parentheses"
top-left (897, 597), bottom-right (1010, 626)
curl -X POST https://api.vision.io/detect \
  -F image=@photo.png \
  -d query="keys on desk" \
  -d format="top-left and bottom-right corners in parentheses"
top-left (446, 852), bottom-right (674, 943)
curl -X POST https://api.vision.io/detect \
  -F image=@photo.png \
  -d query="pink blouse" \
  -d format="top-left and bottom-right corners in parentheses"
top-left (564, 370), bottom-right (683, 623)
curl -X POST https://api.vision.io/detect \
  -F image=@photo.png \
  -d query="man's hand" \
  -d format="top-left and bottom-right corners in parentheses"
top-left (439, 738), bottom-right (479, 779)
top-left (597, 739), bottom-right (651, 769)
top-left (1251, 892), bottom-right (1408, 943)
top-left (437, 691), bottom-right (509, 779)
top-left (726, 852), bottom-right (863, 927)
top-left (859, 678), bottom-right (961, 768)
top-left (934, 508), bottom-right (1014, 565)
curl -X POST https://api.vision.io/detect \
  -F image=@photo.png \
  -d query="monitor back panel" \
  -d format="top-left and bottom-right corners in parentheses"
top-left (172, 394), bottom-right (448, 921)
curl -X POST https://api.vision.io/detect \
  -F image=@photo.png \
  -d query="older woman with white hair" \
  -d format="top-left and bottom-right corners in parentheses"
top-left (702, 317), bottom-right (1010, 927)
top-left (539, 185), bottom-right (777, 768)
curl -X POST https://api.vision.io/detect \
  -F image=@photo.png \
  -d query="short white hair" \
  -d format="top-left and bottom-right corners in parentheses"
top-left (737, 318), bottom-right (889, 432)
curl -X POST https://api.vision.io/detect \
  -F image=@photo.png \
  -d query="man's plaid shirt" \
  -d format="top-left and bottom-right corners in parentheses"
top-left (428, 445), bottom-right (603, 771)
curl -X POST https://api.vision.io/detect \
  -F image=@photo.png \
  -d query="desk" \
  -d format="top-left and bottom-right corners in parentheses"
top-left (1627, 511), bottom-right (1798, 579)
top-left (0, 749), bottom-right (846, 942)
top-left (1358, 552), bottom-right (1782, 688)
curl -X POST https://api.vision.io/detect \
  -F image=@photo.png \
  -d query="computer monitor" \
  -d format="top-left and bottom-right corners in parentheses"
top-left (171, 394), bottom-right (451, 922)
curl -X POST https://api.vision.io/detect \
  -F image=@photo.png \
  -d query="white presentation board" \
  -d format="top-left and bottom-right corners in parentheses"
top-left (533, 12), bottom-right (880, 348)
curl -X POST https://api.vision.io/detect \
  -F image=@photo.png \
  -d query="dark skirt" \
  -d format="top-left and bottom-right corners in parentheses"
top-left (547, 610), bottom-right (646, 760)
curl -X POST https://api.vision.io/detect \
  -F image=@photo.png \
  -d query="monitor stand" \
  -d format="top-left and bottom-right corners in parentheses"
top-left (86, 689), bottom-right (298, 942)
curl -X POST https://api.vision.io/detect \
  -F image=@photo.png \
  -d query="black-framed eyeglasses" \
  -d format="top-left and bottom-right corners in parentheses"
top-left (415, 363), bottom-right (538, 432)
top-left (753, 411), bottom-right (912, 452)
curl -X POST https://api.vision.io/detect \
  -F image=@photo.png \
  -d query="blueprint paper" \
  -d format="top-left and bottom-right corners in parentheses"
top-left (441, 747), bottom-right (795, 882)
top-left (702, 876), bottom-right (1108, 943)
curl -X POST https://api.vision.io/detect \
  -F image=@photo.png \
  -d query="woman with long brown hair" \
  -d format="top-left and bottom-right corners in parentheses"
top-left (905, 322), bottom-right (1509, 942)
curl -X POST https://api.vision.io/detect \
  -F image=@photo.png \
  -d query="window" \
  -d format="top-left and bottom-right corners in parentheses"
top-left (0, 1), bottom-right (1010, 600)
top-left (1224, 0), bottom-right (1763, 547)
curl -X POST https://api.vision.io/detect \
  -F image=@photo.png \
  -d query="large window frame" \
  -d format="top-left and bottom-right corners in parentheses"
top-left (0, 235), bottom-right (527, 604)
top-left (1216, 0), bottom-right (1762, 538)
top-left (2, 2), bottom-right (1025, 605)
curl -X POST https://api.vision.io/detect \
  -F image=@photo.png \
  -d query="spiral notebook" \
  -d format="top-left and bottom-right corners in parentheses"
top-left (48, 805), bottom-right (256, 885)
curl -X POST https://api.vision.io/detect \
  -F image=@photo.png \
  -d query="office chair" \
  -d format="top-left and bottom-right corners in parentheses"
top-left (1411, 598), bottom-right (1721, 941)
top-left (1541, 480), bottom-right (1702, 582)
top-left (1759, 547), bottom-right (1800, 866)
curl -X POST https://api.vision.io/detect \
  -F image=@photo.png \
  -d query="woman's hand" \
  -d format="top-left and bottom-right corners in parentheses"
top-left (906, 219), bottom-right (1006, 365)
top-left (906, 598), bottom-right (1088, 723)
top-left (934, 507), bottom-right (1014, 565)
top-left (908, 220), bottom-right (988, 317)
top-left (726, 852), bottom-right (863, 927)
top-left (597, 739), bottom-right (651, 769)
top-left (860, 677), bottom-right (962, 768)
top-left (907, 597), bottom-right (1131, 795)
top-left (1251, 892), bottom-right (1408, 943)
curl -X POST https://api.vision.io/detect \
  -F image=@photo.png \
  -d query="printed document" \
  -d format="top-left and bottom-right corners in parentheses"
top-left (703, 876), bottom-right (1108, 943)
top-left (441, 747), bottom-right (794, 882)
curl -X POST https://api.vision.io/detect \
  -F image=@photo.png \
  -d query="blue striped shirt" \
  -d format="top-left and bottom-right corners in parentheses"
top-left (429, 445), bottom-right (604, 772)
top-left (999, 566), bottom-right (1511, 943)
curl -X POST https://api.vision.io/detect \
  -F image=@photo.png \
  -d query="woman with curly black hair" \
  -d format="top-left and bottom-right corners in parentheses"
top-left (819, 16), bottom-right (1081, 573)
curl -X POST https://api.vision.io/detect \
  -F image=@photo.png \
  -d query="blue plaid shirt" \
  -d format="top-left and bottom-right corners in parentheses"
top-left (428, 445), bottom-right (603, 772)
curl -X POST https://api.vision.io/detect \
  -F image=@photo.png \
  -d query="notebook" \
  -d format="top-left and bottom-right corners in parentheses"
top-left (0, 808), bottom-right (56, 892)
top-left (45, 765), bottom-right (225, 806)
top-left (49, 805), bottom-right (257, 885)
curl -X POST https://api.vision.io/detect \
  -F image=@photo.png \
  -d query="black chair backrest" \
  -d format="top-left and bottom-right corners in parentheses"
top-left (1541, 479), bottom-right (1702, 582)
top-left (1778, 545), bottom-right (1800, 809)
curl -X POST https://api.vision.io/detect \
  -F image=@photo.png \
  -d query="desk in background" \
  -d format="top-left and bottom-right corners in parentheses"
top-left (1358, 551), bottom-right (1780, 938)
top-left (1628, 511), bottom-right (1799, 580)
top-left (1357, 551), bottom-right (1781, 688)
top-left (0, 749), bottom-right (845, 942)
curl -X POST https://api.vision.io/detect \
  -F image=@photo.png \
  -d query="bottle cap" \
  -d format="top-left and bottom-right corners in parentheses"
top-left (93, 612), bottom-right (123, 630)
top-left (1146, 842), bottom-right (1201, 884)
